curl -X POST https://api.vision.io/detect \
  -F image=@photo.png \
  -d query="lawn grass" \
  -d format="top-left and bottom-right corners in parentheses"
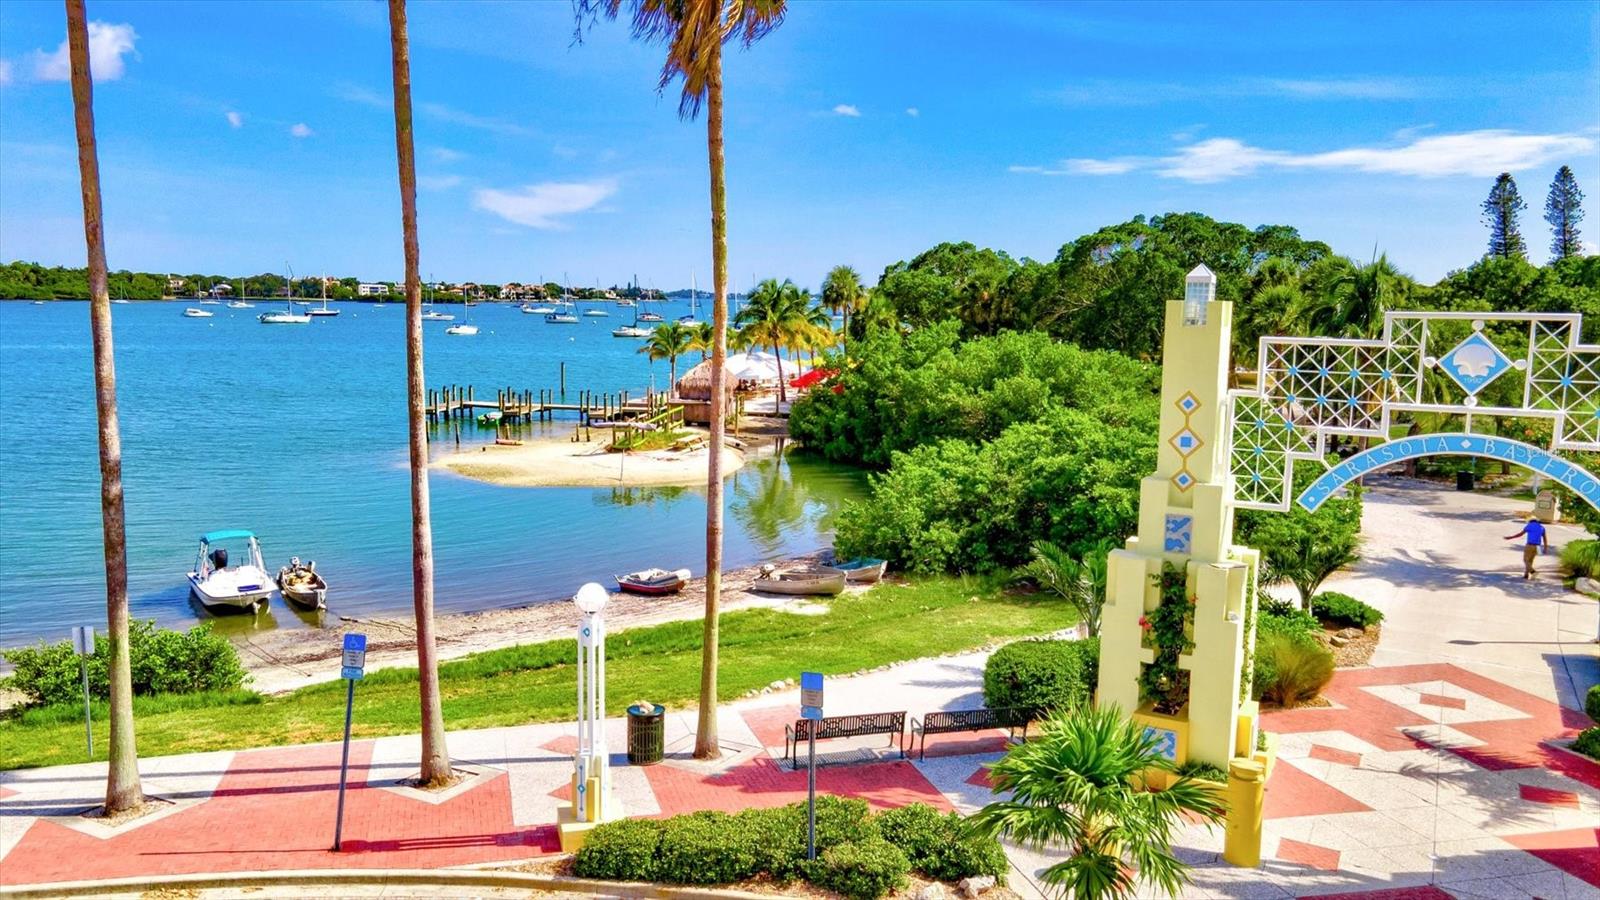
top-left (0, 575), bottom-right (1071, 770)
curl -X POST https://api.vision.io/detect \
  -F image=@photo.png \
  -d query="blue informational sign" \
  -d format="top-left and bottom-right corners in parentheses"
top-left (800, 671), bottom-right (823, 720)
top-left (341, 633), bottom-right (367, 681)
top-left (1298, 434), bottom-right (1600, 512)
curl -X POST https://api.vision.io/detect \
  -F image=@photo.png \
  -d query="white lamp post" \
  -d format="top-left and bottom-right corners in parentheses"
top-left (1184, 264), bottom-right (1216, 326)
top-left (558, 581), bottom-right (621, 850)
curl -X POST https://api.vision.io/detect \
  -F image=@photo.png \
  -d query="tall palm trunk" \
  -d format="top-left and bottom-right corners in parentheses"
top-left (771, 340), bottom-right (787, 404)
top-left (695, 37), bottom-right (727, 760)
top-left (388, 0), bottom-right (451, 785)
top-left (66, 0), bottom-right (142, 814)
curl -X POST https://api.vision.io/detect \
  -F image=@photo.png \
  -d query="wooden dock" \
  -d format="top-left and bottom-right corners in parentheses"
top-left (425, 384), bottom-right (668, 431)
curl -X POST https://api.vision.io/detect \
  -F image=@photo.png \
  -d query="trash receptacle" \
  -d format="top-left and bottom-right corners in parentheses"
top-left (1456, 470), bottom-right (1475, 492)
top-left (627, 703), bottom-right (665, 765)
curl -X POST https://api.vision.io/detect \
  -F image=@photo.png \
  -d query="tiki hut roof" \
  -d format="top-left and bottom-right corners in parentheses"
top-left (675, 359), bottom-right (729, 401)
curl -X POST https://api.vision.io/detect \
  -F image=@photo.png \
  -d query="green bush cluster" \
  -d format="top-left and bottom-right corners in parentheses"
top-left (875, 803), bottom-right (1008, 883)
top-left (1310, 592), bottom-right (1384, 629)
top-left (1587, 684), bottom-right (1600, 724)
top-left (1560, 540), bottom-right (1600, 580)
top-left (1574, 727), bottom-right (1600, 760)
top-left (573, 797), bottom-right (1004, 897)
top-left (1251, 605), bottom-right (1334, 707)
top-left (982, 637), bottom-right (1099, 718)
top-left (1175, 760), bottom-right (1230, 784)
top-left (2, 620), bottom-right (247, 706)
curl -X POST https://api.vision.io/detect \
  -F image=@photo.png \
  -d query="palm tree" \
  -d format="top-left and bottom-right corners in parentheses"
top-left (387, 0), bottom-right (452, 787)
top-left (65, 0), bottom-right (142, 814)
top-left (685, 320), bottom-right (716, 362)
top-left (641, 321), bottom-right (693, 388)
top-left (1305, 253), bottom-right (1400, 338)
top-left (1021, 539), bottom-right (1112, 637)
top-left (820, 265), bottom-right (864, 354)
top-left (969, 706), bottom-right (1226, 900)
top-left (578, 0), bottom-right (787, 760)
top-left (737, 278), bottom-right (825, 404)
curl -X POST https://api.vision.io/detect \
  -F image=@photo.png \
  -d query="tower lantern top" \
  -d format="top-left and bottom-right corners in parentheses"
top-left (1184, 264), bottom-right (1216, 326)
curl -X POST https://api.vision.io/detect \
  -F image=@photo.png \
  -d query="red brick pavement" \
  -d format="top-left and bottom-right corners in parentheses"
top-left (644, 753), bottom-right (954, 816)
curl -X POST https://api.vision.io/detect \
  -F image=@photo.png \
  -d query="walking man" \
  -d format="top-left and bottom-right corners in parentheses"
top-left (1504, 516), bottom-right (1549, 579)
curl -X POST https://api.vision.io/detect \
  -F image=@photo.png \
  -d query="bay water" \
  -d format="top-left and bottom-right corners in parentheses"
top-left (0, 300), bottom-right (866, 647)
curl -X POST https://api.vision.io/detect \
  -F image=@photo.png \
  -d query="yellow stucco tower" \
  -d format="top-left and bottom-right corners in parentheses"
top-left (1096, 267), bottom-right (1270, 863)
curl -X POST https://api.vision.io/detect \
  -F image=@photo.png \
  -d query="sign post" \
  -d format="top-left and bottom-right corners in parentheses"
top-left (71, 626), bottom-right (94, 759)
top-left (800, 671), bottom-right (824, 861)
top-left (332, 633), bottom-right (366, 851)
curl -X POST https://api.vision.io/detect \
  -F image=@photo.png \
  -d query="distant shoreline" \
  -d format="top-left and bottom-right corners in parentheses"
top-left (434, 427), bottom-right (747, 488)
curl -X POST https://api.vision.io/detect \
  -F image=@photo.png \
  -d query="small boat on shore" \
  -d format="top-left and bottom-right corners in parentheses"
top-left (187, 530), bottom-right (275, 612)
top-left (751, 564), bottom-right (847, 596)
top-left (616, 568), bottom-right (691, 596)
top-left (836, 558), bottom-right (888, 583)
top-left (276, 557), bottom-right (327, 611)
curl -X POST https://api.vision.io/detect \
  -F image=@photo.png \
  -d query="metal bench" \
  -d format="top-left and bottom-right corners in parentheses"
top-left (784, 711), bottom-right (906, 767)
top-left (905, 707), bottom-right (1029, 760)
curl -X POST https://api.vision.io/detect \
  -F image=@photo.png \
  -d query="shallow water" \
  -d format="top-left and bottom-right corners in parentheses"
top-left (0, 300), bottom-right (866, 646)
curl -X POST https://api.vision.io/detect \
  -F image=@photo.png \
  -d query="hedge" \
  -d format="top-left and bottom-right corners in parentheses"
top-left (1310, 592), bottom-right (1383, 629)
top-left (982, 637), bottom-right (1099, 718)
top-left (573, 796), bottom-right (1004, 893)
top-left (1587, 683), bottom-right (1600, 725)
top-left (2, 619), bottom-right (247, 706)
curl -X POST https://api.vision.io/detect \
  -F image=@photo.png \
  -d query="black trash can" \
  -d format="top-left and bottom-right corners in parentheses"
top-left (1456, 470), bottom-right (1475, 492)
top-left (627, 703), bottom-right (665, 765)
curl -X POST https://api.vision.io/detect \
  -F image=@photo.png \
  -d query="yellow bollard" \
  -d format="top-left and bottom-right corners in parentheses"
top-left (1222, 758), bottom-right (1265, 867)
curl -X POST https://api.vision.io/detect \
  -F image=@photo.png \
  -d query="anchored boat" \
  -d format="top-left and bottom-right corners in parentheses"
top-left (276, 557), bottom-right (328, 611)
top-left (616, 568), bottom-right (691, 596)
top-left (187, 530), bottom-right (275, 611)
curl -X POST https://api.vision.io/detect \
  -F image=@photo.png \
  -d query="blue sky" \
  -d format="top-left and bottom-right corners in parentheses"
top-left (0, 0), bottom-right (1595, 288)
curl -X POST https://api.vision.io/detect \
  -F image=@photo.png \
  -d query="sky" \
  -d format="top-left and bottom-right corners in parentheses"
top-left (0, 0), bottom-right (1596, 289)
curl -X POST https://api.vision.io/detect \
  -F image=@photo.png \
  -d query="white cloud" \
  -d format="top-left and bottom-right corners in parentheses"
top-left (905, 107), bottom-right (919, 117)
top-left (1015, 130), bottom-right (1597, 184)
top-left (289, 123), bottom-right (313, 138)
top-left (471, 179), bottom-right (617, 229)
top-left (0, 61), bottom-right (12, 87)
top-left (32, 21), bottom-right (138, 82)
top-left (1264, 78), bottom-right (1421, 100)
top-left (333, 82), bottom-right (387, 107)
top-left (225, 111), bottom-right (243, 129)
top-left (418, 102), bottom-right (532, 136)
top-left (419, 174), bottom-right (464, 191)
top-left (832, 104), bottom-right (861, 117)
top-left (1049, 76), bottom-right (1431, 107)
top-left (430, 147), bottom-right (465, 163)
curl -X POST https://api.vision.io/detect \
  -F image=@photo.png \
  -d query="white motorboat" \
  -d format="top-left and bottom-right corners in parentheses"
top-left (445, 322), bottom-right (479, 335)
top-left (111, 298), bottom-right (130, 304)
top-left (188, 530), bottom-right (276, 611)
top-left (637, 310), bottom-right (663, 322)
top-left (198, 298), bottom-right (221, 306)
top-left (612, 325), bottom-right (652, 338)
top-left (183, 307), bottom-right (214, 318)
top-left (523, 304), bottom-right (556, 314)
top-left (227, 300), bottom-right (254, 309)
top-left (616, 298), bottom-right (635, 307)
top-left (583, 307), bottom-right (610, 317)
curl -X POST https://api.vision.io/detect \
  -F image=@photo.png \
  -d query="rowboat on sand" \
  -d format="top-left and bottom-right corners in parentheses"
top-left (616, 568), bottom-right (691, 596)
top-left (751, 564), bottom-right (847, 596)
top-left (835, 558), bottom-right (888, 583)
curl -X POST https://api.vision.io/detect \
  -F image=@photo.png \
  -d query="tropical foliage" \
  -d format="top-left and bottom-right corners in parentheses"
top-left (1237, 470), bottom-right (1364, 608)
top-left (735, 278), bottom-right (830, 402)
top-left (3, 621), bottom-right (247, 706)
top-left (969, 705), bottom-right (1226, 900)
top-left (641, 321), bottom-right (693, 386)
top-left (981, 637), bottom-right (1100, 718)
top-left (1021, 539), bottom-right (1114, 637)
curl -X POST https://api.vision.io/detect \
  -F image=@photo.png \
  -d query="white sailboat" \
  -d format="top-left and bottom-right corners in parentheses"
top-left (546, 278), bottom-right (579, 323)
top-left (445, 300), bottom-right (479, 335)
top-left (259, 266), bottom-right (310, 323)
top-left (306, 276), bottom-right (340, 317)
top-left (677, 271), bottom-right (700, 326)
top-left (420, 280), bottom-right (454, 321)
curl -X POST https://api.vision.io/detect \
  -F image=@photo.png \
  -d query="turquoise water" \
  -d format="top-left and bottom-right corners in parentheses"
top-left (0, 300), bottom-right (865, 646)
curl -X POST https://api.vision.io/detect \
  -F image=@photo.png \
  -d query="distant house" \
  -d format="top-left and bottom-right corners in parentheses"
top-left (209, 283), bottom-right (232, 297)
top-left (167, 276), bottom-right (186, 292)
top-left (357, 283), bottom-right (388, 296)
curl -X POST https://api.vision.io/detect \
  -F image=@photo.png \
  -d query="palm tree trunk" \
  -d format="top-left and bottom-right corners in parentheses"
top-left (388, 0), bottom-right (452, 786)
top-left (66, 0), bottom-right (142, 814)
top-left (695, 37), bottom-right (727, 761)
top-left (772, 341), bottom-right (787, 404)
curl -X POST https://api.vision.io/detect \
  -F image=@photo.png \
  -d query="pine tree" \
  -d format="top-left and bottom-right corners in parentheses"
top-left (1482, 173), bottom-right (1528, 260)
top-left (1545, 165), bottom-right (1585, 260)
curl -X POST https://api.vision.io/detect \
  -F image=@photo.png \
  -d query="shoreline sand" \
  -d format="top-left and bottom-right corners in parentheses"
top-left (433, 428), bottom-right (746, 488)
top-left (237, 552), bottom-right (839, 694)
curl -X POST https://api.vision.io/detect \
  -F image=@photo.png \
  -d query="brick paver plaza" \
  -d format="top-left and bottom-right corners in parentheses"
top-left (2, 480), bottom-right (1597, 898)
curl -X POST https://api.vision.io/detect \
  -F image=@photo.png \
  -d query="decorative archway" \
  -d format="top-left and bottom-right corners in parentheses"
top-left (1298, 433), bottom-right (1600, 512)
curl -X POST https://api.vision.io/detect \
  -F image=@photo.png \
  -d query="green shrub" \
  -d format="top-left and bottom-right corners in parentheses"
top-left (1254, 628), bottom-right (1334, 707)
top-left (809, 838), bottom-right (911, 900)
top-left (876, 803), bottom-right (1007, 883)
top-left (571, 818), bottom-right (661, 880)
top-left (982, 637), bottom-right (1099, 718)
top-left (655, 810), bottom-right (761, 885)
top-left (1175, 760), bottom-right (1229, 783)
top-left (1561, 540), bottom-right (1600, 580)
top-left (734, 803), bottom-right (809, 882)
top-left (1260, 601), bottom-right (1320, 634)
top-left (813, 794), bottom-right (880, 851)
top-left (1311, 592), bottom-right (1383, 629)
top-left (2, 620), bottom-right (247, 706)
top-left (1574, 726), bottom-right (1600, 760)
top-left (1587, 684), bottom-right (1600, 725)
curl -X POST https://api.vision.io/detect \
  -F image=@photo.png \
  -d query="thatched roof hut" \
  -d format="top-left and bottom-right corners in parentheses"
top-left (675, 359), bottom-right (727, 402)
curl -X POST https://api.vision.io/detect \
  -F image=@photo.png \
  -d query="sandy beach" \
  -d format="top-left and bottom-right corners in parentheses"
top-left (434, 428), bottom-right (746, 488)
top-left (237, 553), bottom-right (843, 694)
